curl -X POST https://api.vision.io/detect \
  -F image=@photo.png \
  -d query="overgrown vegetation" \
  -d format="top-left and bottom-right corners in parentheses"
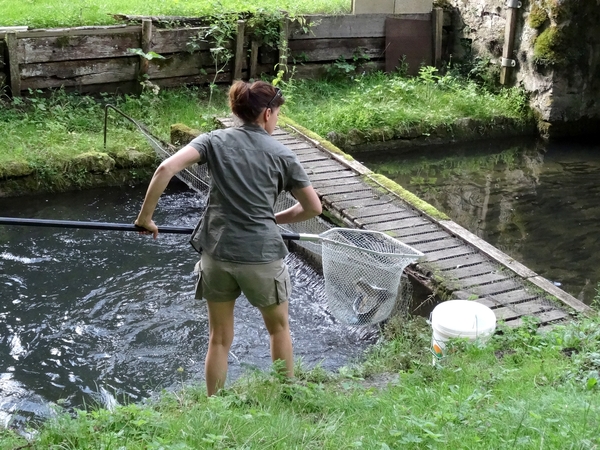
top-left (2, 311), bottom-right (599, 448)
top-left (278, 67), bottom-right (531, 140)
top-left (0, 0), bottom-right (349, 28)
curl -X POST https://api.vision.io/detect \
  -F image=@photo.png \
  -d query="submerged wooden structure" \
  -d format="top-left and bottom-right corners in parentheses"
top-left (214, 117), bottom-right (592, 328)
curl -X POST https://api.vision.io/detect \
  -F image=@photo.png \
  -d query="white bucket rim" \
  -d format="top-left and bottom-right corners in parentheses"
top-left (430, 300), bottom-right (496, 339)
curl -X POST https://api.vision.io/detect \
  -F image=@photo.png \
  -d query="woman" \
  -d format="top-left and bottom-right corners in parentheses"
top-left (135, 80), bottom-right (322, 396)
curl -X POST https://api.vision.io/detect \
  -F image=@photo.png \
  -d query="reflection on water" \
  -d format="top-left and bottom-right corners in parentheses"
top-left (357, 138), bottom-right (600, 304)
top-left (0, 185), bottom-right (371, 426)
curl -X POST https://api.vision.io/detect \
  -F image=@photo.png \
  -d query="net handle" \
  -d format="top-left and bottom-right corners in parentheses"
top-left (288, 230), bottom-right (424, 259)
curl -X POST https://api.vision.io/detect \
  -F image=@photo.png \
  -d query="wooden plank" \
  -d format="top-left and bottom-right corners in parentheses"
top-left (432, 8), bottom-right (443, 68)
top-left (421, 245), bottom-right (476, 262)
top-left (344, 202), bottom-right (407, 218)
top-left (493, 300), bottom-right (554, 321)
top-left (527, 276), bottom-right (592, 314)
top-left (334, 196), bottom-right (393, 210)
top-left (153, 70), bottom-right (231, 89)
top-left (289, 37), bottom-right (385, 63)
top-left (1, 25), bottom-right (140, 40)
top-left (296, 154), bottom-right (331, 163)
top-left (153, 27), bottom-right (210, 54)
top-left (20, 58), bottom-right (137, 89)
top-left (487, 289), bottom-right (538, 306)
top-left (410, 237), bottom-right (464, 253)
top-left (401, 230), bottom-right (452, 245)
top-left (439, 220), bottom-right (538, 279)
top-left (316, 181), bottom-right (367, 196)
top-left (285, 142), bottom-right (314, 151)
top-left (354, 209), bottom-right (416, 225)
top-left (18, 33), bottom-right (141, 64)
top-left (390, 223), bottom-right (445, 238)
top-left (322, 189), bottom-right (379, 203)
top-left (148, 52), bottom-right (218, 79)
top-left (302, 159), bottom-right (341, 170)
top-left (470, 279), bottom-right (524, 296)
top-left (0, 39), bottom-right (7, 88)
top-left (250, 40), bottom-right (259, 78)
top-left (427, 253), bottom-right (489, 270)
top-left (234, 20), bottom-right (245, 80)
top-left (309, 171), bottom-right (356, 182)
top-left (368, 216), bottom-right (430, 231)
top-left (6, 33), bottom-right (21, 96)
top-left (312, 177), bottom-right (365, 189)
top-left (139, 19), bottom-right (153, 81)
top-left (506, 309), bottom-right (570, 327)
top-left (458, 272), bottom-right (512, 289)
top-left (443, 262), bottom-right (498, 280)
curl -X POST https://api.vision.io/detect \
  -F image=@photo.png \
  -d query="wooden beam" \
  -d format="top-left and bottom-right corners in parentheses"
top-left (279, 17), bottom-right (289, 76)
top-left (500, 5), bottom-right (519, 85)
top-left (250, 40), bottom-right (259, 79)
top-left (6, 32), bottom-right (21, 97)
top-left (432, 7), bottom-right (443, 68)
top-left (234, 19), bottom-right (245, 80)
top-left (140, 19), bottom-right (153, 82)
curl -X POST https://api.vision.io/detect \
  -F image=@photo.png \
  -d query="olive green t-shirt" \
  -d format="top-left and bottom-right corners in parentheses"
top-left (188, 123), bottom-right (312, 263)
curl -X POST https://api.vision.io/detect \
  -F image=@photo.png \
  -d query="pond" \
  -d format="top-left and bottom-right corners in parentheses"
top-left (355, 137), bottom-right (600, 305)
top-left (0, 184), bottom-right (372, 426)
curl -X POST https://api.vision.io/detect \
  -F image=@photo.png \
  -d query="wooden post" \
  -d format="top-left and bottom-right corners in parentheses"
top-left (279, 16), bottom-right (289, 78)
top-left (432, 7), bottom-right (443, 68)
top-left (500, 1), bottom-right (520, 85)
top-left (6, 32), bottom-right (21, 97)
top-left (234, 20), bottom-right (245, 80)
top-left (250, 40), bottom-right (259, 80)
top-left (140, 19), bottom-right (153, 81)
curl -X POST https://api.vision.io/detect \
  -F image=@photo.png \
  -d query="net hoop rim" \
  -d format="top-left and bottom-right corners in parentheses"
top-left (320, 228), bottom-right (425, 260)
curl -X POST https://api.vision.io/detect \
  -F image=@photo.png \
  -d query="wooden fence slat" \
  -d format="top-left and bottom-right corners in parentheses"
top-left (0, 39), bottom-right (6, 89)
top-left (234, 20), bottom-right (245, 80)
top-left (139, 19), bottom-right (153, 82)
top-left (152, 27), bottom-right (209, 54)
top-left (18, 33), bottom-right (141, 64)
top-left (148, 52), bottom-right (222, 79)
top-left (6, 33), bottom-right (21, 96)
top-left (20, 58), bottom-right (137, 90)
top-left (288, 37), bottom-right (385, 63)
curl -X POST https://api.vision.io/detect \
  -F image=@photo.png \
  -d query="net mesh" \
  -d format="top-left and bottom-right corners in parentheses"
top-left (318, 228), bottom-right (423, 325)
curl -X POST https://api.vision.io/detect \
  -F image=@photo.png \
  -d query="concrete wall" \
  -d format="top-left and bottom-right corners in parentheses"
top-left (445, 0), bottom-right (600, 138)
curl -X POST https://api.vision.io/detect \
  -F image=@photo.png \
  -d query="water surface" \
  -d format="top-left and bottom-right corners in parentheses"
top-left (356, 138), bottom-right (600, 304)
top-left (0, 184), bottom-right (371, 426)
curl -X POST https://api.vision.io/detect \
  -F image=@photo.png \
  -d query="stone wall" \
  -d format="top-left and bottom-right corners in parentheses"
top-left (444, 0), bottom-right (600, 138)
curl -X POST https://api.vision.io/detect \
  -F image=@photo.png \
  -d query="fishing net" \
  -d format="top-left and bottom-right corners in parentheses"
top-left (317, 228), bottom-right (423, 325)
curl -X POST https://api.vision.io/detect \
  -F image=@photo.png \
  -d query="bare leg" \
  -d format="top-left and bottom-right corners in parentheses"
top-left (205, 300), bottom-right (236, 396)
top-left (258, 301), bottom-right (294, 379)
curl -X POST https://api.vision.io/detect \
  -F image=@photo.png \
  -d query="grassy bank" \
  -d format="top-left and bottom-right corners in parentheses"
top-left (0, 0), bottom-right (350, 28)
top-left (0, 69), bottom-right (532, 191)
top-left (2, 311), bottom-right (599, 448)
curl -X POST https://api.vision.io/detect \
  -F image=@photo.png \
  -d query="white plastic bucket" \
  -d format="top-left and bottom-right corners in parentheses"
top-left (430, 300), bottom-right (496, 360)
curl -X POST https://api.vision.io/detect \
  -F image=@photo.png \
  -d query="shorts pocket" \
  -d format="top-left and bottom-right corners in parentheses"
top-left (194, 264), bottom-right (204, 300)
top-left (274, 265), bottom-right (291, 304)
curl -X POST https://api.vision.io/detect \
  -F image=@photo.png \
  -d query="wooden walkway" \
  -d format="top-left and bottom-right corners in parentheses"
top-left (218, 117), bottom-right (593, 327)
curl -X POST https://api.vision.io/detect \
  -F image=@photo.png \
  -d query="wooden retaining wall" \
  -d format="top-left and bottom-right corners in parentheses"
top-left (0, 13), bottom-right (440, 96)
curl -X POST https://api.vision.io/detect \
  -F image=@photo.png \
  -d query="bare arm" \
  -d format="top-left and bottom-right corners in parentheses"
top-left (135, 145), bottom-right (201, 238)
top-left (275, 185), bottom-right (322, 225)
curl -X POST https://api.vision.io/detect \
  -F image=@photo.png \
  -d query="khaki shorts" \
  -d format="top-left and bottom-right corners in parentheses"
top-left (194, 252), bottom-right (291, 308)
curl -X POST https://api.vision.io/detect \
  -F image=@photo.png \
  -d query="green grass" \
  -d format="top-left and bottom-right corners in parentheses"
top-left (280, 70), bottom-right (530, 138)
top-left (4, 314), bottom-right (600, 449)
top-left (0, 0), bottom-right (351, 28)
top-left (0, 69), bottom-right (532, 186)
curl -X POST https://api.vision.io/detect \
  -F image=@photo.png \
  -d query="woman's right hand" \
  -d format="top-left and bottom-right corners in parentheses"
top-left (135, 218), bottom-right (159, 239)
